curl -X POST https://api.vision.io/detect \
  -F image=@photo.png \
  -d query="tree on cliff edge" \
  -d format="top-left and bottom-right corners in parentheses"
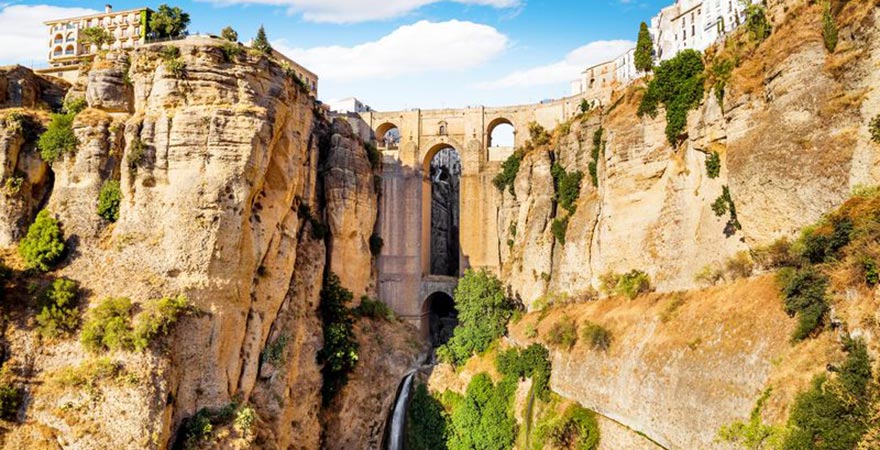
top-left (253, 26), bottom-right (272, 55)
top-left (634, 22), bottom-right (654, 73)
top-left (149, 4), bottom-right (190, 39)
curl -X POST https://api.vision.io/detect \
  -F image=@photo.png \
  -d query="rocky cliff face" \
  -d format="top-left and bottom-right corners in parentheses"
top-left (499, 1), bottom-right (880, 306)
top-left (0, 38), bottom-right (417, 450)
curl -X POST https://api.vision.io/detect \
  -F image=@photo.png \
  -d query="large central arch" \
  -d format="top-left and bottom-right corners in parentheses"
top-left (423, 143), bottom-right (462, 277)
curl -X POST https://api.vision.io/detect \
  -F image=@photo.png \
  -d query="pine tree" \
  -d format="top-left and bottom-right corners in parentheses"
top-left (253, 25), bottom-right (272, 55)
top-left (634, 22), bottom-right (654, 73)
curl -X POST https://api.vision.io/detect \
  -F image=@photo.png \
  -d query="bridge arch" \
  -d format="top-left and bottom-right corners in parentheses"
top-left (375, 122), bottom-right (400, 150)
top-left (422, 291), bottom-right (458, 347)
top-left (423, 142), bottom-right (462, 277)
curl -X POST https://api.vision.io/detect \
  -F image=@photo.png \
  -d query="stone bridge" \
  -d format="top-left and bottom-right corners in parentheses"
top-left (361, 94), bottom-right (590, 341)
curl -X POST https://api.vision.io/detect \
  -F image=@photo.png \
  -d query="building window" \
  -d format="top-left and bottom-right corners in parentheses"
top-left (692, 25), bottom-right (695, 36)
top-left (66, 33), bottom-right (76, 42)
top-left (64, 45), bottom-right (75, 55)
top-left (53, 46), bottom-right (63, 57)
top-left (683, 30), bottom-right (687, 39)
top-left (439, 124), bottom-right (447, 135)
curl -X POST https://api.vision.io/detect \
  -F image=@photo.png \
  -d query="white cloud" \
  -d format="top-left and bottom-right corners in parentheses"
top-left (474, 40), bottom-right (635, 89)
top-left (0, 4), bottom-right (98, 65)
top-left (274, 20), bottom-right (508, 81)
top-left (202, 0), bottom-right (519, 23)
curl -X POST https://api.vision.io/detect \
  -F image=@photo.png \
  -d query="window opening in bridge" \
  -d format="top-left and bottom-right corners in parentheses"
top-left (489, 123), bottom-right (514, 148)
top-left (429, 147), bottom-right (461, 277)
top-left (426, 292), bottom-right (458, 348)
top-left (378, 125), bottom-right (400, 150)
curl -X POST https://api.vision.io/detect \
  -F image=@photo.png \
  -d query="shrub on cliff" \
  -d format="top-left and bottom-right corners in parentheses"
top-left (131, 295), bottom-right (191, 351)
top-left (534, 404), bottom-right (600, 450)
top-left (552, 163), bottom-right (584, 213)
top-left (0, 384), bottom-right (22, 421)
top-left (782, 338), bottom-right (872, 450)
top-left (492, 149), bottom-right (524, 195)
top-left (871, 115), bottom-right (880, 143)
top-left (778, 268), bottom-right (829, 342)
top-left (437, 269), bottom-right (514, 366)
top-left (581, 321), bottom-right (612, 352)
top-left (602, 270), bottom-right (652, 300)
top-left (495, 343), bottom-right (551, 400)
top-left (546, 315), bottom-right (578, 350)
top-left (36, 278), bottom-right (80, 339)
top-left (97, 180), bottom-right (122, 222)
top-left (637, 49), bottom-right (705, 145)
top-left (447, 373), bottom-right (517, 450)
top-left (81, 297), bottom-right (134, 352)
top-left (822, 2), bottom-right (838, 53)
top-left (317, 273), bottom-right (358, 405)
top-left (38, 113), bottom-right (78, 163)
top-left (354, 296), bottom-right (395, 321)
top-left (589, 127), bottom-right (604, 187)
top-left (19, 210), bottom-right (65, 272)
top-left (220, 26), bottom-right (238, 42)
top-left (744, 2), bottom-right (771, 43)
top-left (712, 185), bottom-right (742, 237)
top-left (717, 389), bottom-right (786, 449)
top-left (705, 151), bottom-right (721, 179)
top-left (407, 383), bottom-right (449, 450)
top-left (551, 216), bottom-right (569, 245)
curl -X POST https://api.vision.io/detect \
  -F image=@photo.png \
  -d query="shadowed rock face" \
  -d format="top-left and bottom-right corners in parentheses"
top-left (0, 65), bottom-right (68, 110)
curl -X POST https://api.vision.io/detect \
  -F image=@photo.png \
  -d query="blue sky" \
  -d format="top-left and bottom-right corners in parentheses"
top-left (0, 0), bottom-right (670, 110)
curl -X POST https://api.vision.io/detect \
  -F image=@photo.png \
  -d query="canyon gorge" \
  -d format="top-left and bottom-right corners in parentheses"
top-left (0, 0), bottom-right (879, 449)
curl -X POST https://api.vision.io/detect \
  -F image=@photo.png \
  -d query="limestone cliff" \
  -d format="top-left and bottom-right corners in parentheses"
top-left (0, 38), bottom-right (417, 450)
top-left (499, 0), bottom-right (880, 305)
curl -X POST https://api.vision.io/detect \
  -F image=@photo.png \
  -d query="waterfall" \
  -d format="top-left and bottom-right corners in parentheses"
top-left (385, 371), bottom-right (417, 450)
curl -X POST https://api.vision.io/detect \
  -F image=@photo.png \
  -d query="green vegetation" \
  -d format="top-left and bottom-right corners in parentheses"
top-left (546, 315), bottom-right (578, 350)
top-left (588, 128), bottom-right (604, 187)
top-left (532, 403), bottom-right (600, 450)
top-left (36, 278), bottom-right (79, 338)
top-left (799, 214), bottom-right (853, 265)
top-left (97, 180), bottom-right (122, 222)
top-left (317, 273), bottom-right (358, 405)
top-left (365, 141), bottom-right (383, 170)
top-left (219, 42), bottom-right (243, 62)
top-left (637, 49), bottom-right (705, 145)
top-left (781, 338), bottom-right (873, 450)
top-left (0, 384), bottom-right (22, 421)
top-left (706, 151), bottom-right (721, 179)
top-left (712, 185), bottom-right (742, 236)
top-left (407, 383), bottom-right (449, 450)
top-left (78, 27), bottom-right (115, 49)
top-left (233, 406), bottom-right (256, 437)
top-left (369, 234), bottom-right (384, 256)
top-left (261, 334), bottom-right (290, 365)
top-left (63, 97), bottom-right (88, 115)
top-left (711, 57), bottom-right (734, 108)
top-left (50, 357), bottom-right (135, 390)
top-left (551, 216), bottom-right (569, 245)
top-left (81, 297), bottom-right (133, 352)
top-left (252, 25), bottom-right (272, 54)
top-left (822, 2), bottom-right (838, 53)
top-left (38, 112), bottom-right (78, 163)
top-left (581, 322), bottom-right (612, 352)
top-left (437, 269), bottom-right (515, 366)
top-left (131, 295), bottom-right (191, 351)
top-left (743, 2), bottom-right (772, 43)
top-left (220, 26), bottom-right (238, 42)
top-left (81, 296), bottom-right (191, 353)
top-left (297, 204), bottom-right (329, 240)
top-left (717, 389), bottom-right (786, 449)
top-left (447, 373), bottom-right (517, 450)
top-left (3, 177), bottom-right (22, 196)
top-left (870, 115), bottom-right (880, 144)
top-left (353, 297), bottom-right (395, 321)
top-left (634, 22), bottom-right (654, 73)
top-left (579, 99), bottom-right (591, 115)
top-left (551, 162), bottom-right (584, 213)
top-left (127, 137), bottom-right (147, 171)
top-left (528, 122), bottom-right (551, 147)
top-left (496, 343), bottom-right (552, 400)
top-left (778, 268), bottom-right (829, 342)
top-left (493, 149), bottom-right (524, 195)
top-left (19, 210), bottom-right (65, 272)
top-left (159, 45), bottom-right (186, 78)
top-left (601, 270), bottom-right (652, 299)
top-left (149, 4), bottom-right (190, 38)
top-left (176, 402), bottom-right (246, 449)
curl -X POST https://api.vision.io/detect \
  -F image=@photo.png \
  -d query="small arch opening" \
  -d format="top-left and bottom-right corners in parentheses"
top-left (425, 292), bottom-right (458, 348)
top-left (376, 123), bottom-right (400, 150)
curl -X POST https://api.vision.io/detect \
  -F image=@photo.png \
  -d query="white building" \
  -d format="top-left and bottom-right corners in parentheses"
top-left (651, 0), bottom-right (750, 61)
top-left (325, 97), bottom-right (372, 114)
top-left (570, 49), bottom-right (639, 103)
top-left (40, 5), bottom-right (150, 82)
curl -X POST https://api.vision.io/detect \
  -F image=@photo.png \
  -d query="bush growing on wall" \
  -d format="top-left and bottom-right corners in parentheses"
top-left (492, 149), bottom-right (524, 195)
top-left (712, 186), bottom-right (742, 237)
top-left (871, 115), bottom-right (880, 143)
top-left (637, 50), bottom-right (705, 145)
top-left (0, 384), bottom-right (22, 421)
top-left (589, 127), bottom-right (605, 187)
top-left (551, 163), bottom-right (584, 213)
top-left (317, 273), bottom-right (358, 405)
top-left (19, 210), bottom-right (65, 272)
top-left (581, 321), bottom-right (612, 352)
top-left (437, 270), bottom-right (514, 366)
top-left (38, 113), bottom-right (78, 163)
top-left (546, 315), bottom-right (578, 350)
top-left (705, 151), bottom-right (721, 179)
top-left (495, 343), bottom-right (552, 400)
top-left (535, 404), bottom-right (600, 450)
top-left (822, 2), bottom-right (838, 53)
top-left (778, 267), bottom-right (829, 342)
top-left (446, 373), bottom-right (517, 450)
top-left (97, 180), bottom-right (122, 222)
top-left (36, 278), bottom-right (80, 338)
top-left (81, 297), bottom-right (134, 352)
top-left (407, 383), bottom-right (449, 450)
top-left (744, 2), bottom-right (771, 43)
